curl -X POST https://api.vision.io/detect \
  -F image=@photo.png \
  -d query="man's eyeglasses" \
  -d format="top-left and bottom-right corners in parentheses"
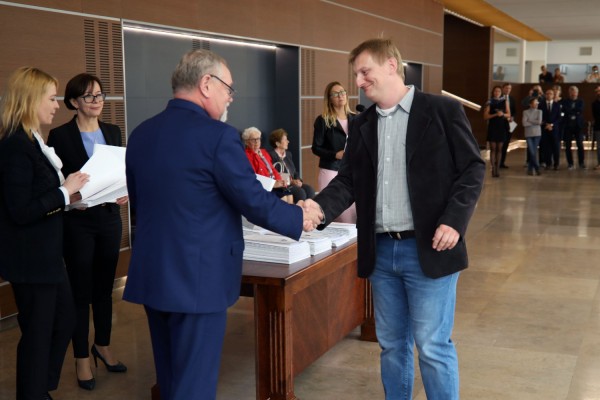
top-left (330, 90), bottom-right (347, 98)
top-left (80, 93), bottom-right (106, 103)
top-left (210, 74), bottom-right (236, 97)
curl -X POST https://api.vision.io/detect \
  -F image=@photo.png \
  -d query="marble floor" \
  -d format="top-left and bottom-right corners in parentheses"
top-left (1, 148), bottom-right (600, 400)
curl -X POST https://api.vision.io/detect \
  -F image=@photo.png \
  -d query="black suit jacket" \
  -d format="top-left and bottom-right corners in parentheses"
top-left (48, 116), bottom-right (122, 175)
top-left (314, 90), bottom-right (485, 278)
top-left (312, 114), bottom-right (353, 171)
top-left (540, 101), bottom-right (562, 133)
top-left (0, 128), bottom-right (66, 283)
top-left (48, 116), bottom-right (122, 213)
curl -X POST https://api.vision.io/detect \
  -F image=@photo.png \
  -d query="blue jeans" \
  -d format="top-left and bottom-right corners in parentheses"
top-left (369, 235), bottom-right (459, 400)
top-left (526, 136), bottom-right (541, 172)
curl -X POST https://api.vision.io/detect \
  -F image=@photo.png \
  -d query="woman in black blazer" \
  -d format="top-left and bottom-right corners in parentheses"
top-left (47, 73), bottom-right (128, 391)
top-left (311, 81), bottom-right (356, 223)
top-left (0, 67), bottom-right (88, 400)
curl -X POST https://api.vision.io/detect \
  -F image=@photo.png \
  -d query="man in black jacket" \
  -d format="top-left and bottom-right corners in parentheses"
top-left (302, 38), bottom-right (485, 400)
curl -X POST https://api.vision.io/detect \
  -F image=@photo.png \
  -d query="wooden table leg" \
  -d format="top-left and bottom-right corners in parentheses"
top-left (253, 284), bottom-right (297, 400)
top-left (360, 281), bottom-right (377, 342)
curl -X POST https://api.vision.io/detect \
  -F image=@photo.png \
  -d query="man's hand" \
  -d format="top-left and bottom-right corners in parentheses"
top-left (297, 199), bottom-right (324, 231)
top-left (432, 224), bottom-right (459, 251)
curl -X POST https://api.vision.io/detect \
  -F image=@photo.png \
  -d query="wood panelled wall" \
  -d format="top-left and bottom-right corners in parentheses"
top-left (0, 0), bottom-right (444, 318)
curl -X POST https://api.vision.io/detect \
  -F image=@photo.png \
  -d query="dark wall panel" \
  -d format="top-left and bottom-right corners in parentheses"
top-left (443, 14), bottom-right (493, 146)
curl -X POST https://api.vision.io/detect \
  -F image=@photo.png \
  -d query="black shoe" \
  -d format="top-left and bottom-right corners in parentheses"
top-left (43, 393), bottom-right (53, 400)
top-left (527, 170), bottom-right (533, 176)
top-left (579, 164), bottom-right (587, 170)
top-left (76, 361), bottom-right (96, 391)
top-left (554, 165), bottom-right (559, 171)
top-left (499, 164), bottom-right (508, 169)
top-left (91, 345), bottom-right (127, 373)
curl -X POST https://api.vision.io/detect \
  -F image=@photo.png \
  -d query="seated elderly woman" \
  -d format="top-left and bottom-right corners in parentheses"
top-left (267, 128), bottom-right (315, 203)
top-left (242, 127), bottom-right (293, 204)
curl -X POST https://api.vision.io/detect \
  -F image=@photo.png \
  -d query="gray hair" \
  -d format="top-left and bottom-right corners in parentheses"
top-left (241, 126), bottom-right (261, 140)
top-left (171, 49), bottom-right (227, 93)
top-left (569, 85), bottom-right (579, 93)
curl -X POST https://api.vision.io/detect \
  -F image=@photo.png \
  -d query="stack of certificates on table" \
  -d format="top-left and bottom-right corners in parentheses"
top-left (298, 231), bottom-right (332, 256)
top-left (243, 234), bottom-right (311, 264)
top-left (320, 222), bottom-right (357, 247)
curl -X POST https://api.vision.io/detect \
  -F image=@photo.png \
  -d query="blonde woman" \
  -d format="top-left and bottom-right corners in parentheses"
top-left (0, 67), bottom-right (88, 400)
top-left (312, 81), bottom-right (356, 222)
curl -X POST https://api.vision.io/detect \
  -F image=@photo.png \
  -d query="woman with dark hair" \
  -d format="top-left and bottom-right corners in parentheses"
top-left (268, 128), bottom-right (315, 203)
top-left (484, 85), bottom-right (510, 177)
top-left (311, 81), bottom-right (356, 222)
top-left (48, 73), bottom-right (128, 391)
top-left (0, 67), bottom-right (88, 400)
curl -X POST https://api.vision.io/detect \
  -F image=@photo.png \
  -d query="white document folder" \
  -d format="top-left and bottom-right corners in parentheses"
top-left (67, 144), bottom-right (127, 210)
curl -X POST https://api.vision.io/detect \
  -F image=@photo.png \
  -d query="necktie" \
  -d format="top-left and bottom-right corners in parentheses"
top-left (547, 102), bottom-right (551, 112)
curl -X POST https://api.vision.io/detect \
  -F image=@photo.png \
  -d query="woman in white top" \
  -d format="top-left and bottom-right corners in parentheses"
top-left (522, 97), bottom-right (543, 175)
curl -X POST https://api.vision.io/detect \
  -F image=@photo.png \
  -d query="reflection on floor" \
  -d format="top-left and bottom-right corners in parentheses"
top-left (1, 149), bottom-right (600, 400)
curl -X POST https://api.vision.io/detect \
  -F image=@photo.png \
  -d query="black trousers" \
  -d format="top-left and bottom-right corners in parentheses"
top-left (11, 270), bottom-right (75, 400)
top-left (564, 124), bottom-right (585, 166)
top-left (63, 205), bottom-right (122, 358)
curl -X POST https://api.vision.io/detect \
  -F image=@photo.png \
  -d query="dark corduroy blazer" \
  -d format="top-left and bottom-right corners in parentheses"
top-left (314, 90), bottom-right (486, 279)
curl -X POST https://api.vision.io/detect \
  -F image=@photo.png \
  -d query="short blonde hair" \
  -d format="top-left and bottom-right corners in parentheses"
top-left (0, 67), bottom-right (58, 140)
top-left (349, 38), bottom-right (405, 81)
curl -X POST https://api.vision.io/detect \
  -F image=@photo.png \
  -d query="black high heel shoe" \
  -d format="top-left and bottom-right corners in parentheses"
top-left (91, 344), bottom-right (127, 373)
top-left (75, 360), bottom-right (96, 391)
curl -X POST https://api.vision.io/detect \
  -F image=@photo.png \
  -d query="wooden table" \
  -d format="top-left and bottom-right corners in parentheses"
top-left (151, 240), bottom-right (375, 400)
top-left (242, 240), bottom-right (375, 400)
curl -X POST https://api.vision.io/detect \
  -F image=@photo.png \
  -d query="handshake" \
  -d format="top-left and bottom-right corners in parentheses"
top-left (297, 199), bottom-right (324, 232)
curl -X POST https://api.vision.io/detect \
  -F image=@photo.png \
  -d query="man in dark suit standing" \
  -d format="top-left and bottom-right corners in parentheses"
top-left (124, 49), bottom-right (320, 400)
top-left (499, 82), bottom-right (516, 168)
top-left (562, 86), bottom-right (586, 169)
top-left (302, 39), bottom-right (485, 399)
top-left (541, 88), bottom-right (562, 169)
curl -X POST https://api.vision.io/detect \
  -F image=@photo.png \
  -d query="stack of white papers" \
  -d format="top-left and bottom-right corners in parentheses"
top-left (327, 222), bottom-right (358, 238)
top-left (321, 222), bottom-right (357, 247)
top-left (299, 231), bottom-right (333, 255)
top-left (67, 144), bottom-right (127, 210)
top-left (243, 234), bottom-right (311, 264)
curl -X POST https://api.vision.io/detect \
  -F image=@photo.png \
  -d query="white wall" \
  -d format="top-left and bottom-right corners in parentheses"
top-left (547, 40), bottom-right (600, 64)
top-left (524, 41), bottom-right (547, 61)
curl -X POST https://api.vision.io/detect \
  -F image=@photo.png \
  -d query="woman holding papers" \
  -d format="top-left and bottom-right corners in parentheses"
top-left (0, 67), bottom-right (89, 399)
top-left (47, 73), bottom-right (127, 391)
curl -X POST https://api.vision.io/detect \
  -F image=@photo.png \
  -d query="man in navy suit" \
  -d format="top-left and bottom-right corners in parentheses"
top-left (540, 89), bottom-right (562, 170)
top-left (124, 49), bottom-right (321, 400)
top-left (302, 39), bottom-right (485, 399)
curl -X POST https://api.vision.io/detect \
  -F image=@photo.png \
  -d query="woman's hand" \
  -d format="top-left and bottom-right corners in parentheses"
top-left (292, 179), bottom-right (303, 187)
top-left (335, 150), bottom-right (344, 160)
top-left (273, 179), bottom-right (287, 189)
top-left (63, 171), bottom-right (90, 195)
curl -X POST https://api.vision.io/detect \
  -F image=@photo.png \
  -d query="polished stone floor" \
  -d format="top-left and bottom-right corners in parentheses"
top-left (1, 148), bottom-right (600, 400)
